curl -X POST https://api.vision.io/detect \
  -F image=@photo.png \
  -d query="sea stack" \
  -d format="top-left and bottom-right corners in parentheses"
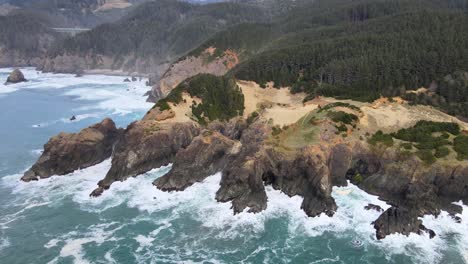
top-left (5, 69), bottom-right (27, 84)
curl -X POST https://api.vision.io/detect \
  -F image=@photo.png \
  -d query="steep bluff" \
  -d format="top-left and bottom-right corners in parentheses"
top-left (22, 86), bottom-right (468, 240)
top-left (21, 118), bottom-right (121, 182)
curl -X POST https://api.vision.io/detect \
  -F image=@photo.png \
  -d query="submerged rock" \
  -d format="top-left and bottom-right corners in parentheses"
top-left (21, 118), bottom-right (121, 182)
top-left (5, 69), bottom-right (27, 84)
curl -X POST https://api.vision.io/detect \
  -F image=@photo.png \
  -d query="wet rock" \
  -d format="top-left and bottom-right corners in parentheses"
top-left (154, 130), bottom-right (238, 191)
top-left (123, 78), bottom-right (131, 82)
top-left (5, 69), bottom-right (27, 84)
top-left (364, 203), bottom-right (384, 212)
top-left (70, 115), bottom-right (77, 121)
top-left (131, 76), bottom-right (137, 81)
top-left (91, 121), bottom-right (200, 195)
top-left (373, 206), bottom-right (432, 240)
top-left (21, 118), bottom-right (121, 182)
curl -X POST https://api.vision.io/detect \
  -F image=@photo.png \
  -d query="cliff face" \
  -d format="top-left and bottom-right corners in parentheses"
top-left (90, 120), bottom-right (200, 196)
top-left (21, 118), bottom-right (121, 182)
top-left (22, 88), bottom-right (468, 240)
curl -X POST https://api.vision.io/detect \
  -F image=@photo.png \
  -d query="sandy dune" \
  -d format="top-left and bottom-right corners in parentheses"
top-left (238, 81), bottom-right (318, 126)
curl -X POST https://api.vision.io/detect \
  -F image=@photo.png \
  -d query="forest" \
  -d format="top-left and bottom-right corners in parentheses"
top-left (188, 0), bottom-right (468, 117)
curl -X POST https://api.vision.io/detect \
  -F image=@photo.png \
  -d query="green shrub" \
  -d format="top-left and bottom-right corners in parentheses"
top-left (453, 135), bottom-right (468, 160)
top-left (318, 102), bottom-right (361, 113)
top-left (154, 100), bottom-right (171, 111)
top-left (434, 146), bottom-right (450, 158)
top-left (392, 121), bottom-right (460, 142)
top-left (272, 126), bottom-right (282, 136)
top-left (247, 111), bottom-right (259, 125)
top-left (368, 130), bottom-right (394, 147)
top-left (417, 149), bottom-right (436, 164)
top-left (353, 173), bottom-right (363, 185)
top-left (327, 111), bottom-right (358, 125)
top-left (401, 142), bottom-right (413, 150)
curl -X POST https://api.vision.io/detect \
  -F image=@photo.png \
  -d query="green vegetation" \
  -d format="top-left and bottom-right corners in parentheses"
top-left (47, 0), bottom-right (268, 72)
top-left (368, 130), bottom-right (394, 147)
top-left (401, 142), bottom-right (413, 150)
top-left (403, 71), bottom-right (468, 118)
top-left (369, 121), bottom-right (465, 163)
top-left (327, 111), bottom-right (358, 125)
top-left (434, 147), bottom-right (450, 158)
top-left (391, 121), bottom-right (460, 143)
top-left (154, 100), bottom-right (171, 112)
top-left (181, 0), bottom-right (468, 107)
top-left (247, 111), bottom-right (259, 125)
top-left (353, 173), bottom-right (363, 185)
top-left (317, 102), bottom-right (361, 113)
top-left (416, 149), bottom-right (437, 165)
top-left (157, 74), bottom-right (244, 124)
top-left (0, 13), bottom-right (56, 56)
top-left (454, 135), bottom-right (468, 160)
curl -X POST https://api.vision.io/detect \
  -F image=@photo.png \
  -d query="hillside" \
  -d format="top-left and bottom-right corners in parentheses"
top-left (162, 0), bottom-right (468, 117)
top-left (39, 0), bottom-right (269, 75)
top-left (0, 12), bottom-right (58, 67)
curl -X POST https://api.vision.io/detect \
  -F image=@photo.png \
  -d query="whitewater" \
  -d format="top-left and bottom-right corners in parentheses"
top-left (0, 68), bottom-right (467, 264)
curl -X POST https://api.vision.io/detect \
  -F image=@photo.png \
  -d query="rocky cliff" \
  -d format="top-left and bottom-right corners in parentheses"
top-left (23, 86), bottom-right (468, 240)
top-left (21, 118), bottom-right (121, 181)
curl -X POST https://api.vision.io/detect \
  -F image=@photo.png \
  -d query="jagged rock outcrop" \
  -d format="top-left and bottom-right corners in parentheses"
top-left (21, 118), bottom-right (121, 182)
top-left (373, 206), bottom-right (435, 240)
top-left (154, 130), bottom-right (239, 191)
top-left (155, 120), bottom-right (338, 216)
top-left (5, 69), bottom-right (27, 84)
top-left (90, 121), bottom-right (200, 196)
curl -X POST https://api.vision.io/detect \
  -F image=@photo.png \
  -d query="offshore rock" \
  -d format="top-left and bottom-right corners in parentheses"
top-left (21, 118), bottom-right (120, 182)
top-left (5, 69), bottom-right (27, 84)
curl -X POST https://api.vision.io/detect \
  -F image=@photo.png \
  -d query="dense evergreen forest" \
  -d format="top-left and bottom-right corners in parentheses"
top-left (188, 0), bottom-right (468, 117)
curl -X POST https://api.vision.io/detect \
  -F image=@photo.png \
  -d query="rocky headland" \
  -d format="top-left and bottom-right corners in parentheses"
top-left (22, 78), bottom-right (468, 240)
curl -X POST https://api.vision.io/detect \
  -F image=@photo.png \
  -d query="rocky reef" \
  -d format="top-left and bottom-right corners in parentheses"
top-left (21, 118), bottom-right (121, 181)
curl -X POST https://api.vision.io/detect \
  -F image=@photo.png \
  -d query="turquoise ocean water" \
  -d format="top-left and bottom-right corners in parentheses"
top-left (0, 68), bottom-right (467, 264)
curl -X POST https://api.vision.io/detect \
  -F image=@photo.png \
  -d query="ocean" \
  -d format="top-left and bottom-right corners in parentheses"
top-left (0, 68), bottom-right (466, 264)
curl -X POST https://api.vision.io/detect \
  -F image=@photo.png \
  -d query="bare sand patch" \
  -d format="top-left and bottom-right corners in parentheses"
top-left (360, 101), bottom-right (468, 133)
top-left (238, 80), bottom-right (318, 126)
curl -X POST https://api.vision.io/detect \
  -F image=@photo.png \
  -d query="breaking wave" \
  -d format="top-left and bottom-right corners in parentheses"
top-left (1, 160), bottom-right (467, 264)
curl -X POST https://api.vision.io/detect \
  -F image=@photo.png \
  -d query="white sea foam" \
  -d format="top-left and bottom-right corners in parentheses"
top-left (45, 222), bottom-right (123, 264)
top-left (0, 67), bottom-right (152, 115)
top-left (3, 159), bottom-right (468, 263)
top-left (0, 237), bottom-right (10, 252)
